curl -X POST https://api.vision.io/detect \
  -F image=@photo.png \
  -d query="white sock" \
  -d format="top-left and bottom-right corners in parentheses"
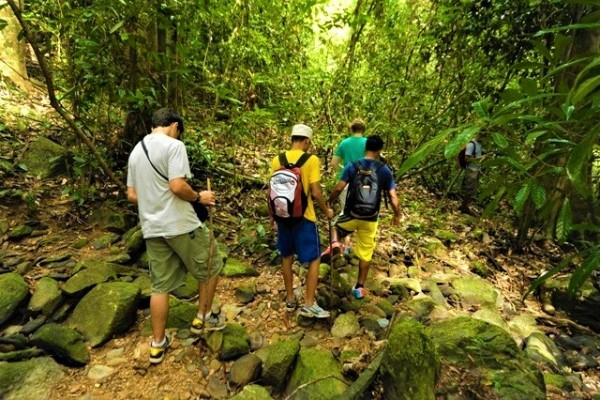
top-left (197, 312), bottom-right (212, 320)
top-left (152, 337), bottom-right (167, 347)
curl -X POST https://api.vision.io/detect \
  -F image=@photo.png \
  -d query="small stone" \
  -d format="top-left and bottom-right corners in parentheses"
top-left (87, 365), bottom-right (115, 382)
top-left (209, 358), bottom-right (222, 372)
top-left (248, 332), bottom-right (266, 351)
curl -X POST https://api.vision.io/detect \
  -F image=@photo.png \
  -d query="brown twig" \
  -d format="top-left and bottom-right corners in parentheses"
top-left (5, 0), bottom-right (126, 192)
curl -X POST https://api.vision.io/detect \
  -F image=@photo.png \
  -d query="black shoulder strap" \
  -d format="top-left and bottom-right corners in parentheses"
top-left (141, 139), bottom-right (168, 181)
top-left (279, 152), bottom-right (311, 169)
top-left (278, 152), bottom-right (288, 167)
top-left (294, 152), bottom-right (311, 168)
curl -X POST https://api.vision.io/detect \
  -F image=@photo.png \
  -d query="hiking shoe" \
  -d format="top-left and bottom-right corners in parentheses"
top-left (285, 297), bottom-right (298, 312)
top-left (299, 302), bottom-right (330, 319)
top-left (320, 242), bottom-right (341, 262)
top-left (352, 286), bottom-right (366, 300)
top-left (149, 336), bottom-right (171, 364)
top-left (190, 313), bottom-right (226, 334)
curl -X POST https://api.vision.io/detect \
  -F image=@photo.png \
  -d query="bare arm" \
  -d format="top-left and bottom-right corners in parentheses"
top-left (127, 187), bottom-right (138, 204)
top-left (328, 180), bottom-right (347, 204)
top-left (170, 177), bottom-right (215, 205)
top-left (310, 182), bottom-right (334, 219)
top-left (331, 155), bottom-right (341, 171)
top-left (389, 188), bottom-right (400, 225)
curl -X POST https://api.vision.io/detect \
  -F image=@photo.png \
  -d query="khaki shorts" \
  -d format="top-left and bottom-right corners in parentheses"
top-left (146, 226), bottom-right (223, 294)
top-left (336, 216), bottom-right (378, 262)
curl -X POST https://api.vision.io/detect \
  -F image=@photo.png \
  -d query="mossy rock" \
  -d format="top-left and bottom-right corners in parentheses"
top-left (30, 323), bottom-right (89, 366)
top-left (427, 317), bottom-right (545, 400)
top-left (285, 348), bottom-right (347, 400)
top-left (220, 323), bottom-right (250, 361)
top-left (28, 277), bottom-right (63, 317)
top-left (230, 384), bottom-right (273, 400)
top-left (8, 225), bottom-right (33, 240)
top-left (544, 373), bottom-right (574, 392)
top-left (470, 261), bottom-right (492, 278)
top-left (66, 282), bottom-right (140, 347)
top-left (88, 203), bottom-right (129, 233)
top-left (435, 229), bottom-right (460, 243)
top-left (132, 275), bottom-right (152, 299)
top-left (381, 319), bottom-right (439, 400)
top-left (91, 232), bottom-right (121, 250)
top-left (62, 261), bottom-right (118, 295)
top-left (22, 137), bottom-right (66, 178)
top-left (451, 275), bottom-right (500, 308)
top-left (0, 357), bottom-right (65, 399)
top-left (258, 339), bottom-right (300, 390)
top-left (0, 272), bottom-right (29, 325)
top-left (141, 297), bottom-right (197, 335)
top-left (222, 258), bottom-right (259, 277)
top-left (124, 227), bottom-right (145, 256)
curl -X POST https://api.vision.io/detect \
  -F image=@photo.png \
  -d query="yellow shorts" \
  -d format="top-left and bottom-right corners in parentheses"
top-left (336, 217), bottom-right (378, 262)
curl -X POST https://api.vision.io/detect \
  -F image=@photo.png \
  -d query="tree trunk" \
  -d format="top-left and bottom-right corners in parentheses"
top-left (0, 0), bottom-right (31, 90)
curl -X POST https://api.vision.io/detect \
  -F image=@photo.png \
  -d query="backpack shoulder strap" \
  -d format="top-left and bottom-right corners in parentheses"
top-left (278, 152), bottom-right (289, 167)
top-left (294, 152), bottom-right (312, 168)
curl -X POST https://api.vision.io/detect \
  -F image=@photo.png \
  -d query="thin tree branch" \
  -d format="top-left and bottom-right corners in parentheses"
top-left (5, 0), bottom-right (126, 192)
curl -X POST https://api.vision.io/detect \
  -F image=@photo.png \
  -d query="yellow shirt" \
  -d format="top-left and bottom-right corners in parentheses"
top-left (271, 150), bottom-right (320, 222)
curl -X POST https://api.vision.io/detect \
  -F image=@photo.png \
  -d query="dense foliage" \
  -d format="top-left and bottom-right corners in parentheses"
top-left (1, 0), bottom-right (599, 291)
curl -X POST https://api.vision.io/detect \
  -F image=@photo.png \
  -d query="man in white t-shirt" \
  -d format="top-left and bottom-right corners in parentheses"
top-left (127, 108), bottom-right (223, 364)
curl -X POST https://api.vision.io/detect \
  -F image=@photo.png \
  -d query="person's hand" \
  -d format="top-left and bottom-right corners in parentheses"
top-left (391, 214), bottom-right (400, 226)
top-left (325, 207), bottom-right (335, 220)
top-left (198, 190), bottom-right (216, 206)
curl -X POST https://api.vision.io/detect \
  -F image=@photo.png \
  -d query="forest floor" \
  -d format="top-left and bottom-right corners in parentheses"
top-left (1, 90), bottom-right (600, 400)
top-left (2, 172), bottom-right (599, 400)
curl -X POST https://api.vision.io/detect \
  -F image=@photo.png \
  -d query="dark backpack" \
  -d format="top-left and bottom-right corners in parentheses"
top-left (345, 160), bottom-right (384, 219)
top-left (268, 152), bottom-right (311, 223)
top-left (457, 140), bottom-right (475, 169)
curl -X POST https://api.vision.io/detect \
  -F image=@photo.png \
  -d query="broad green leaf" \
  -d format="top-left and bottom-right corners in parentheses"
top-left (532, 39), bottom-right (552, 63)
top-left (556, 198), bottom-right (572, 242)
top-left (568, 247), bottom-right (600, 297)
top-left (514, 182), bottom-right (531, 215)
top-left (496, 156), bottom-right (526, 172)
top-left (491, 132), bottom-right (509, 149)
top-left (522, 254), bottom-right (577, 301)
top-left (472, 100), bottom-right (489, 120)
top-left (483, 187), bottom-right (506, 218)
top-left (567, 127), bottom-right (600, 197)
top-left (110, 20), bottom-right (125, 34)
top-left (531, 181), bottom-right (546, 209)
top-left (553, 34), bottom-right (572, 65)
top-left (525, 131), bottom-right (547, 146)
top-left (535, 22), bottom-right (600, 36)
top-left (443, 126), bottom-right (481, 159)
top-left (396, 129), bottom-right (455, 177)
top-left (519, 78), bottom-right (537, 97)
top-left (0, 19), bottom-right (7, 32)
top-left (570, 75), bottom-right (600, 105)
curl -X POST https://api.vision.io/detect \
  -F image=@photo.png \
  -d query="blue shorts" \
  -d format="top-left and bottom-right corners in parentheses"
top-left (276, 218), bottom-right (321, 264)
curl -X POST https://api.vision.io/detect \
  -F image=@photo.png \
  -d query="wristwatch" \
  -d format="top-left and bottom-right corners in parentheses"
top-left (196, 192), bottom-right (201, 203)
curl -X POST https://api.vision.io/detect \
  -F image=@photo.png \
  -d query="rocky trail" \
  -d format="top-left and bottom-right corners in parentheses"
top-left (2, 141), bottom-right (600, 399)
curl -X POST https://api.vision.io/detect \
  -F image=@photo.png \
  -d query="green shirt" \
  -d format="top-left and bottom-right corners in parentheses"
top-left (334, 136), bottom-right (367, 178)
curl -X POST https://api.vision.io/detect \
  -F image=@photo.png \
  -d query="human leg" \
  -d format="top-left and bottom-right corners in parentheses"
top-left (169, 227), bottom-right (224, 332)
top-left (150, 292), bottom-right (169, 345)
top-left (294, 220), bottom-right (329, 318)
top-left (146, 236), bottom-right (188, 363)
top-left (350, 220), bottom-right (378, 299)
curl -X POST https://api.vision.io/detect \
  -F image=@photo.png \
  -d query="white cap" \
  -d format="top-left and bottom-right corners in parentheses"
top-left (291, 124), bottom-right (313, 139)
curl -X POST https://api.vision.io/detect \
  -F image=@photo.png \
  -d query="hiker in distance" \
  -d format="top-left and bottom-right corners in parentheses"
top-left (268, 124), bottom-right (334, 319)
top-left (326, 135), bottom-right (400, 299)
top-left (459, 136), bottom-right (484, 215)
top-left (127, 108), bottom-right (224, 364)
top-left (328, 118), bottom-right (367, 256)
